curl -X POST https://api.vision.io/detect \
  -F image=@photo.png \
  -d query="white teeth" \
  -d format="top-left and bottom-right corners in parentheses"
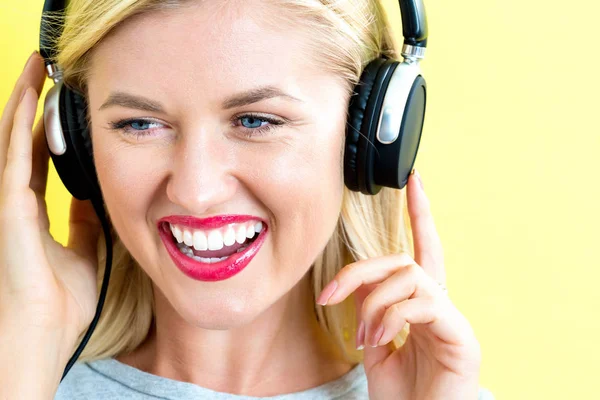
top-left (207, 230), bottom-right (224, 250)
top-left (193, 230), bottom-right (208, 251)
top-left (172, 225), bottom-right (183, 243)
top-left (179, 247), bottom-right (228, 263)
top-left (169, 220), bottom-right (264, 248)
top-left (223, 225), bottom-right (236, 247)
top-left (193, 255), bottom-right (228, 263)
top-left (183, 230), bottom-right (193, 246)
top-left (235, 225), bottom-right (247, 244)
top-left (246, 224), bottom-right (255, 239)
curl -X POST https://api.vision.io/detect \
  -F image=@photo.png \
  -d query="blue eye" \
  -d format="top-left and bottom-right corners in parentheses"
top-left (109, 113), bottom-right (285, 139)
top-left (130, 120), bottom-right (152, 130)
top-left (109, 118), bottom-right (164, 137)
top-left (235, 113), bottom-right (285, 138)
top-left (240, 116), bottom-right (267, 129)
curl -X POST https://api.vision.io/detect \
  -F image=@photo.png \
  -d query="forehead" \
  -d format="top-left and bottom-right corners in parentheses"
top-left (87, 0), bottom-right (323, 107)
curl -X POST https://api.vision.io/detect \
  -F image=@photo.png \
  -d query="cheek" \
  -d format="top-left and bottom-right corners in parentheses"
top-left (91, 132), bottom-right (165, 241)
top-left (91, 110), bottom-right (346, 265)
top-left (245, 125), bottom-right (346, 264)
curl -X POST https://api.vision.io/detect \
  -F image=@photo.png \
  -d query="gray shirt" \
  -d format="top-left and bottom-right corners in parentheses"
top-left (55, 358), bottom-right (495, 399)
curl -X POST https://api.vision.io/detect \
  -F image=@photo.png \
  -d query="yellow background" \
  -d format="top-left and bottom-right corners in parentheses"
top-left (1, 0), bottom-right (599, 398)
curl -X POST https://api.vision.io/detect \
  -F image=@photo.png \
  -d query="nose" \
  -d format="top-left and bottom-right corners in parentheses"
top-left (166, 130), bottom-right (238, 215)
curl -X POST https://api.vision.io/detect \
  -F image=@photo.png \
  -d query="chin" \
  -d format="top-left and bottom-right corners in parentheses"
top-left (167, 289), bottom-right (274, 330)
top-left (149, 235), bottom-right (316, 330)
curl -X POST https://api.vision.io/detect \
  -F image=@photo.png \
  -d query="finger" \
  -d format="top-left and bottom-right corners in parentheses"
top-left (0, 52), bottom-right (46, 177)
top-left (30, 117), bottom-right (49, 195)
top-left (316, 253), bottom-right (415, 306)
top-left (354, 284), bottom-right (395, 371)
top-left (67, 197), bottom-right (102, 266)
top-left (30, 117), bottom-right (50, 231)
top-left (362, 296), bottom-right (477, 373)
top-left (407, 170), bottom-right (446, 284)
top-left (360, 263), bottom-right (442, 347)
top-left (353, 285), bottom-right (370, 350)
top-left (375, 296), bottom-right (473, 348)
top-left (1, 88), bottom-right (38, 195)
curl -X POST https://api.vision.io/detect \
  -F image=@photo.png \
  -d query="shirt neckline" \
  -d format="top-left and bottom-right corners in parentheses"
top-left (86, 357), bottom-right (366, 399)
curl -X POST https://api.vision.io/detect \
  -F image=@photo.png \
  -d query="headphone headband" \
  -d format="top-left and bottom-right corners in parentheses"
top-left (399, 0), bottom-right (428, 47)
top-left (39, 0), bottom-right (65, 66)
top-left (39, 0), bottom-right (428, 65)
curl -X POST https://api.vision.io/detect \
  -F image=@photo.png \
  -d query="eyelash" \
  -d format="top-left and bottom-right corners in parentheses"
top-left (108, 113), bottom-right (284, 139)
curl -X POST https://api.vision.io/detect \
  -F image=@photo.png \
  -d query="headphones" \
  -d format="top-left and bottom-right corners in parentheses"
top-left (41, 0), bottom-right (427, 200)
top-left (40, 0), bottom-right (428, 380)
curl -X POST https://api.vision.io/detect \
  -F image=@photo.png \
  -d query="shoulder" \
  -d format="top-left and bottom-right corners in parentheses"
top-left (54, 359), bottom-right (141, 399)
top-left (54, 359), bottom-right (495, 400)
top-left (350, 364), bottom-right (496, 400)
top-left (54, 361), bottom-right (103, 399)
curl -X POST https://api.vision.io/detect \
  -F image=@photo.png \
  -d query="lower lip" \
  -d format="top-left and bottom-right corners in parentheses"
top-left (158, 223), bottom-right (267, 282)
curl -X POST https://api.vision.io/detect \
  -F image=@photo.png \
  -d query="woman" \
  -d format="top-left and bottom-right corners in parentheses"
top-left (0, 0), bottom-right (494, 398)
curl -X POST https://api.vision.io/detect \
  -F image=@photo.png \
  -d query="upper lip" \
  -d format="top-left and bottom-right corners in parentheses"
top-left (158, 214), bottom-right (266, 230)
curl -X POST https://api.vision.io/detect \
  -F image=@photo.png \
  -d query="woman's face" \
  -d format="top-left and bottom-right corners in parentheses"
top-left (87, 1), bottom-right (349, 327)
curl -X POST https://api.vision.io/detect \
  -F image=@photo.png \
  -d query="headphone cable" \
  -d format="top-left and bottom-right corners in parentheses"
top-left (60, 195), bottom-right (113, 382)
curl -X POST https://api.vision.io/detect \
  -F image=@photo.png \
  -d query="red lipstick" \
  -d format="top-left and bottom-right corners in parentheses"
top-left (157, 215), bottom-right (267, 282)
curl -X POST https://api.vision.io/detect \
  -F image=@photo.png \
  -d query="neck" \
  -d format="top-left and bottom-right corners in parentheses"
top-left (116, 272), bottom-right (354, 396)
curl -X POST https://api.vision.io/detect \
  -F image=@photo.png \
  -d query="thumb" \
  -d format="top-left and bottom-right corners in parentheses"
top-left (354, 284), bottom-right (394, 371)
top-left (67, 197), bottom-right (102, 265)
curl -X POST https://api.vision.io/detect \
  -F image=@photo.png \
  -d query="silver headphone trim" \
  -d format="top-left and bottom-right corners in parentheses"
top-left (46, 63), bottom-right (63, 84)
top-left (401, 44), bottom-right (426, 60)
top-left (375, 61), bottom-right (421, 145)
top-left (43, 80), bottom-right (67, 156)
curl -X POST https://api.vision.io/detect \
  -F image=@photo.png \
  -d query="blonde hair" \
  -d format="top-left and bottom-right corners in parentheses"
top-left (53, 0), bottom-right (413, 364)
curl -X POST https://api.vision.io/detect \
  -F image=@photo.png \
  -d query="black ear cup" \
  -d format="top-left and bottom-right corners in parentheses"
top-left (345, 57), bottom-right (387, 192)
top-left (344, 57), bottom-right (426, 195)
top-left (48, 85), bottom-right (101, 201)
top-left (373, 75), bottom-right (426, 190)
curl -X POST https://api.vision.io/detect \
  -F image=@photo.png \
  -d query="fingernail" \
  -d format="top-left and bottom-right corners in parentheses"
top-left (23, 51), bottom-right (38, 72)
top-left (356, 320), bottom-right (365, 350)
top-left (414, 169), bottom-right (424, 191)
top-left (371, 323), bottom-right (385, 347)
top-left (316, 280), bottom-right (338, 306)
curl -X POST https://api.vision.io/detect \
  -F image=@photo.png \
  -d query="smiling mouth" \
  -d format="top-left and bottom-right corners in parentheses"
top-left (162, 221), bottom-right (262, 264)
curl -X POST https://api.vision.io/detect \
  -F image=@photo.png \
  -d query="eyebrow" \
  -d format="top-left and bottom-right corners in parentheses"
top-left (98, 86), bottom-right (303, 112)
top-left (222, 86), bottom-right (303, 109)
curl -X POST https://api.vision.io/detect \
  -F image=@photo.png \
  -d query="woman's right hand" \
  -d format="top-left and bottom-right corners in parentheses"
top-left (0, 51), bottom-right (101, 348)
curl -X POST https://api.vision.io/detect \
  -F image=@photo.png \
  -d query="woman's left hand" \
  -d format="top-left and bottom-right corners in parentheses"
top-left (316, 170), bottom-right (482, 400)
